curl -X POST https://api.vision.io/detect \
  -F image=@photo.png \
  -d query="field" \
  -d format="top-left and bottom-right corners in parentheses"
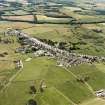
top-left (36, 15), bottom-right (71, 23)
top-left (96, 3), bottom-right (105, 8)
top-left (1, 15), bottom-right (34, 22)
top-left (0, 57), bottom-right (94, 105)
top-left (0, 1), bottom-right (105, 105)
top-left (81, 98), bottom-right (105, 105)
top-left (1, 56), bottom-right (105, 105)
top-left (22, 24), bottom-right (73, 42)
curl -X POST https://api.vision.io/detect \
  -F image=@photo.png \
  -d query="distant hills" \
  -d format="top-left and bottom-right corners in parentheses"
top-left (0, 0), bottom-right (105, 4)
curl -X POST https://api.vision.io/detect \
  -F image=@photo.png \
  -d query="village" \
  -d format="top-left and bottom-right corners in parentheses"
top-left (0, 0), bottom-right (105, 105)
top-left (5, 28), bottom-right (105, 68)
top-left (1, 27), bottom-right (105, 102)
top-left (2, 28), bottom-right (105, 100)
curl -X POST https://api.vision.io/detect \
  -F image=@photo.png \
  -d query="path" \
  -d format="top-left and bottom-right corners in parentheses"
top-left (53, 87), bottom-right (77, 105)
top-left (64, 67), bottom-right (94, 94)
top-left (0, 69), bottom-right (22, 93)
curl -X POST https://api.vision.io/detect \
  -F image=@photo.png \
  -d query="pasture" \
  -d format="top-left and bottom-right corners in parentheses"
top-left (0, 57), bottom-right (95, 105)
top-left (0, 2), bottom-right (105, 104)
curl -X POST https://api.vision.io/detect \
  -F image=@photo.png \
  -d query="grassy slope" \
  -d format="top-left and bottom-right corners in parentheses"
top-left (0, 35), bottom-right (19, 89)
top-left (0, 3), bottom-right (105, 105)
top-left (22, 24), bottom-right (72, 42)
top-left (70, 64), bottom-right (105, 91)
top-left (0, 57), bottom-right (94, 105)
top-left (80, 98), bottom-right (105, 105)
top-left (22, 23), bottom-right (105, 56)
top-left (0, 22), bottom-right (105, 105)
top-left (1, 56), bottom-right (105, 105)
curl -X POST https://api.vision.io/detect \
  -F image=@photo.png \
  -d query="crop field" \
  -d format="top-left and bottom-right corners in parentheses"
top-left (0, 22), bottom-right (35, 30)
top-left (96, 3), bottom-right (105, 8)
top-left (60, 7), bottom-right (96, 19)
top-left (60, 7), bottom-right (105, 22)
top-left (36, 15), bottom-right (71, 23)
top-left (10, 10), bottom-right (29, 15)
top-left (1, 15), bottom-right (34, 22)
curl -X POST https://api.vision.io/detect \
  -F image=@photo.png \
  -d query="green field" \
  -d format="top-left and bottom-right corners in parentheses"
top-left (0, 21), bottom-right (105, 105)
top-left (0, 1), bottom-right (105, 105)
top-left (0, 57), bottom-right (95, 105)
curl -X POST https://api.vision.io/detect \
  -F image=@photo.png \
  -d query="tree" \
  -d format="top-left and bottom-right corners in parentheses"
top-left (0, 11), bottom-right (5, 19)
top-left (30, 85), bottom-right (36, 94)
top-left (10, 2), bottom-right (22, 8)
top-left (58, 42), bottom-right (66, 50)
top-left (27, 99), bottom-right (37, 105)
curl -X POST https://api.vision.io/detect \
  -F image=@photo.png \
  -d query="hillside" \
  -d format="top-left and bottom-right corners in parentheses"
top-left (0, 0), bottom-right (105, 105)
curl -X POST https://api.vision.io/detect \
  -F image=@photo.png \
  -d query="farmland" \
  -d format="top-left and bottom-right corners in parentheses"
top-left (0, 0), bottom-right (105, 105)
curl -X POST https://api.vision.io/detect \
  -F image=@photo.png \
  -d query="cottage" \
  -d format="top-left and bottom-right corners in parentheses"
top-left (40, 80), bottom-right (47, 92)
top-left (15, 60), bottom-right (23, 69)
top-left (96, 89), bottom-right (105, 97)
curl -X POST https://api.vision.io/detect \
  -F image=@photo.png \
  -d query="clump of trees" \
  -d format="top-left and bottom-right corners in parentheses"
top-left (0, 36), bottom-right (14, 44)
top-left (0, 52), bottom-right (8, 57)
top-left (10, 2), bottom-right (23, 8)
top-left (27, 99), bottom-right (37, 105)
top-left (76, 76), bottom-right (90, 83)
top-left (38, 38), bottom-right (81, 51)
top-left (29, 85), bottom-right (37, 94)
top-left (38, 38), bottom-right (56, 46)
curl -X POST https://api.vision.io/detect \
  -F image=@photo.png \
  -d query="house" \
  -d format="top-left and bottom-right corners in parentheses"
top-left (96, 89), bottom-right (105, 97)
top-left (15, 60), bottom-right (23, 69)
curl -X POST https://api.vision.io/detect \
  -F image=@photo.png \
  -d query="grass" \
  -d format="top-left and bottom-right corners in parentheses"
top-left (22, 22), bottom-right (105, 56)
top-left (23, 24), bottom-right (73, 42)
top-left (60, 7), bottom-right (97, 20)
top-left (1, 15), bottom-right (34, 22)
top-left (56, 80), bottom-right (93, 104)
top-left (0, 7), bottom-right (105, 105)
top-left (87, 70), bottom-right (105, 90)
top-left (36, 15), bottom-right (72, 23)
top-left (80, 98), bottom-right (105, 105)
top-left (0, 22), bottom-right (34, 30)
top-left (1, 57), bottom-right (105, 105)
top-left (10, 10), bottom-right (29, 15)
top-left (0, 34), bottom-right (28, 90)
top-left (36, 87), bottom-right (74, 105)
top-left (0, 57), bottom-right (94, 105)
top-left (70, 64), bottom-right (105, 91)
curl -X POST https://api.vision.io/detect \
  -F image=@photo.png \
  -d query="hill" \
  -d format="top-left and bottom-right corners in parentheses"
top-left (0, 0), bottom-right (105, 105)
